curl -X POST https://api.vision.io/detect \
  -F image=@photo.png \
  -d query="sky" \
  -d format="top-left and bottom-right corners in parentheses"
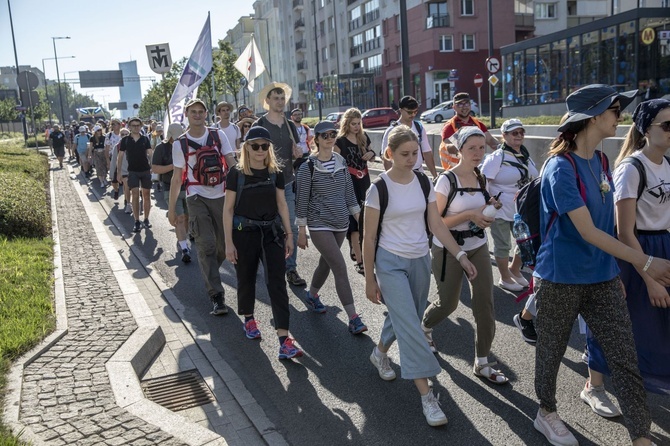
top-left (0, 0), bottom-right (256, 108)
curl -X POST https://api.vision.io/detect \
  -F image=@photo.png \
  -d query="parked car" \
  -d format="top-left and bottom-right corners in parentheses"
top-left (420, 100), bottom-right (479, 123)
top-left (324, 112), bottom-right (344, 128)
top-left (361, 107), bottom-right (398, 128)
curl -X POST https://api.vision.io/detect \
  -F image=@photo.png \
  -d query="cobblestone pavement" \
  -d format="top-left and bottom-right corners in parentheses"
top-left (17, 166), bottom-right (187, 446)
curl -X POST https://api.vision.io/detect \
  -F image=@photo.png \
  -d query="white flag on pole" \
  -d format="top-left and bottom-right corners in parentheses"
top-left (234, 37), bottom-right (266, 93)
top-left (166, 14), bottom-right (212, 125)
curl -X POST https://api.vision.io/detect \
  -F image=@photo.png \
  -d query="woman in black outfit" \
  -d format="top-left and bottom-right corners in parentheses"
top-left (335, 107), bottom-right (375, 275)
top-left (223, 126), bottom-right (303, 360)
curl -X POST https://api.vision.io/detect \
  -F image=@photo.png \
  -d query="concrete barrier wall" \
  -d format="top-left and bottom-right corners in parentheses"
top-left (367, 125), bottom-right (633, 170)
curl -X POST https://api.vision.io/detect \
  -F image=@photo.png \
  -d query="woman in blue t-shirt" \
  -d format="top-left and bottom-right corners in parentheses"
top-left (532, 85), bottom-right (670, 446)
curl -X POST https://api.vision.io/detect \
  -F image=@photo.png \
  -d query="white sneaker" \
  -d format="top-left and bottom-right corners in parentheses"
top-left (580, 381), bottom-right (621, 418)
top-left (533, 410), bottom-right (578, 446)
top-left (369, 349), bottom-right (396, 381)
top-left (510, 272), bottom-right (529, 287)
top-left (124, 204), bottom-right (132, 214)
top-left (422, 324), bottom-right (437, 353)
top-left (498, 279), bottom-right (524, 292)
top-left (421, 390), bottom-right (448, 427)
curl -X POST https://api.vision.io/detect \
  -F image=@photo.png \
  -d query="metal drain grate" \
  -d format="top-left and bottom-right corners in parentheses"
top-left (141, 369), bottom-right (215, 411)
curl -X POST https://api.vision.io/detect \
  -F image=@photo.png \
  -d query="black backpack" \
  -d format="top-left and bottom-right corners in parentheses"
top-left (619, 155), bottom-right (670, 200)
top-left (359, 170), bottom-right (432, 261)
top-left (514, 151), bottom-right (607, 266)
top-left (390, 120), bottom-right (425, 160)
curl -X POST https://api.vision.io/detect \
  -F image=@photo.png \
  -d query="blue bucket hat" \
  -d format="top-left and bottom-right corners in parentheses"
top-left (557, 84), bottom-right (637, 133)
top-left (632, 99), bottom-right (670, 134)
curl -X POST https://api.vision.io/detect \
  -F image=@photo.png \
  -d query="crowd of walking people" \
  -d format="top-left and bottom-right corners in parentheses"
top-left (50, 82), bottom-right (670, 445)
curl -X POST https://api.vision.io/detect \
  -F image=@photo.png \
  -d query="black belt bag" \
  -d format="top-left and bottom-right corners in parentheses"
top-left (450, 228), bottom-right (485, 246)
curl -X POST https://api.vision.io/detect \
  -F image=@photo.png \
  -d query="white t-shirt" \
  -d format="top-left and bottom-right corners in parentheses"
top-left (480, 148), bottom-right (538, 221)
top-left (216, 122), bottom-right (241, 149)
top-left (381, 122), bottom-right (431, 172)
top-left (433, 172), bottom-right (489, 251)
top-left (295, 123), bottom-right (309, 154)
top-left (172, 129), bottom-right (234, 199)
top-left (364, 171), bottom-right (435, 259)
top-left (613, 151), bottom-right (670, 231)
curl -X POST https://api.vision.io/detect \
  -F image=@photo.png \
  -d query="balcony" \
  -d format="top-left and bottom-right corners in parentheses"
top-left (567, 15), bottom-right (603, 28)
top-left (363, 9), bottom-right (380, 24)
top-left (298, 82), bottom-right (308, 93)
top-left (364, 37), bottom-right (381, 52)
top-left (515, 13), bottom-right (534, 29)
top-left (297, 60), bottom-right (308, 72)
top-left (294, 18), bottom-right (305, 30)
top-left (295, 40), bottom-right (307, 52)
top-left (350, 44), bottom-right (363, 57)
top-left (348, 0), bottom-right (358, 4)
top-left (426, 14), bottom-right (450, 29)
top-left (293, 0), bottom-right (303, 10)
top-left (349, 18), bottom-right (361, 32)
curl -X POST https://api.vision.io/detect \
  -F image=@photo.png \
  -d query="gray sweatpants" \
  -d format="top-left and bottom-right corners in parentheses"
top-left (309, 230), bottom-right (355, 314)
top-left (186, 195), bottom-right (226, 298)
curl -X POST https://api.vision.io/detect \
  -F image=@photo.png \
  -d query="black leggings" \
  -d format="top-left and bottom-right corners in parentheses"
top-left (233, 227), bottom-right (290, 330)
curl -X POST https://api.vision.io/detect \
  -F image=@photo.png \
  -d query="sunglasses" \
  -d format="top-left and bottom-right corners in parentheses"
top-left (607, 106), bottom-right (622, 119)
top-left (507, 129), bottom-right (525, 137)
top-left (650, 121), bottom-right (670, 132)
top-left (242, 124), bottom-right (251, 129)
top-left (402, 109), bottom-right (419, 115)
top-left (250, 143), bottom-right (270, 151)
top-left (320, 132), bottom-right (337, 140)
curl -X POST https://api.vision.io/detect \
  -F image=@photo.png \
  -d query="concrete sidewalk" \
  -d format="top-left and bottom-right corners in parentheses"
top-left (2, 154), bottom-right (286, 445)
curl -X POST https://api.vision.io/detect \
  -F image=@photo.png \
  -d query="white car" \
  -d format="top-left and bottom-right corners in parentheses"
top-left (420, 100), bottom-right (479, 123)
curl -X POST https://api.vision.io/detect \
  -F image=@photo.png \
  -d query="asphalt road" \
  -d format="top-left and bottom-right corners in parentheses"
top-left (87, 171), bottom-right (670, 446)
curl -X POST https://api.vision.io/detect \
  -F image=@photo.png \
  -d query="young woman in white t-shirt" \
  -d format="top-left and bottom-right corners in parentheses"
top-left (586, 99), bottom-right (670, 396)
top-left (363, 125), bottom-right (476, 427)
top-left (421, 126), bottom-right (508, 385)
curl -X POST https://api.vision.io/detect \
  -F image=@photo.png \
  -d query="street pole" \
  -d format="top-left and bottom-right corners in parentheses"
top-left (41, 59), bottom-right (53, 126)
top-left (312, 0), bottom-right (322, 120)
top-left (487, 0), bottom-right (496, 128)
top-left (399, 0), bottom-right (410, 96)
top-left (7, 0), bottom-right (28, 143)
top-left (52, 36), bottom-right (70, 124)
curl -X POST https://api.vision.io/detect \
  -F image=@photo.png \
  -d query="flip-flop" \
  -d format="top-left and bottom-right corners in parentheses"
top-left (473, 361), bottom-right (509, 385)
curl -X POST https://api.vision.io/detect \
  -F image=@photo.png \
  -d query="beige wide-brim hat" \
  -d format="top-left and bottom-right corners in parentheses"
top-left (259, 82), bottom-right (292, 111)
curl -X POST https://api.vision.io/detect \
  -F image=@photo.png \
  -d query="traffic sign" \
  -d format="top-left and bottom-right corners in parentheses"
top-left (486, 57), bottom-right (500, 74)
top-left (17, 71), bottom-right (39, 91)
top-left (315, 82), bottom-right (324, 93)
top-left (316, 91), bottom-right (323, 100)
top-left (474, 74), bottom-right (483, 88)
top-left (488, 74), bottom-right (499, 86)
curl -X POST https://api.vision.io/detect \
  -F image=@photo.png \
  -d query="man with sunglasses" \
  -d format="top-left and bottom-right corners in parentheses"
top-left (440, 92), bottom-right (499, 158)
top-left (253, 82), bottom-right (307, 287)
top-left (381, 96), bottom-right (438, 177)
top-left (169, 99), bottom-right (237, 316)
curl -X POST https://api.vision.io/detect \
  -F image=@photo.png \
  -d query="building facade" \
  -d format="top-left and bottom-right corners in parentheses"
top-left (118, 61), bottom-right (141, 120)
top-left (501, 7), bottom-right (670, 117)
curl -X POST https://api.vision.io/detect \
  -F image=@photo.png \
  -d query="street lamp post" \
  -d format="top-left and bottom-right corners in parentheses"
top-left (42, 56), bottom-right (75, 126)
top-left (52, 36), bottom-right (70, 124)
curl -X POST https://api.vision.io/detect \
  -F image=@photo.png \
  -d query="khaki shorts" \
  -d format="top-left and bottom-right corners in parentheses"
top-left (489, 218), bottom-right (515, 259)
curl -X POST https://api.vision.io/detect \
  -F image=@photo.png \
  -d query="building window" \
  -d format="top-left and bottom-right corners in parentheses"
top-left (328, 16), bottom-right (335, 30)
top-left (395, 14), bottom-right (400, 31)
top-left (439, 35), bottom-right (454, 52)
top-left (351, 6), bottom-right (361, 21)
top-left (396, 45), bottom-right (402, 62)
top-left (535, 2), bottom-right (557, 19)
top-left (461, 34), bottom-right (475, 51)
top-left (427, 1), bottom-right (449, 28)
top-left (461, 0), bottom-right (474, 16)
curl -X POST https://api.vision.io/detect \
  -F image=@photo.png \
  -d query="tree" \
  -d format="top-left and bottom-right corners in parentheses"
top-left (0, 98), bottom-right (18, 122)
top-left (139, 58), bottom-right (186, 119)
top-left (199, 40), bottom-right (244, 112)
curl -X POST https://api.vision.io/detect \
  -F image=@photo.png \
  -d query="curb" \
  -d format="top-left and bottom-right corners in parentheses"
top-left (84, 170), bottom-right (286, 444)
top-left (67, 165), bottom-right (227, 446)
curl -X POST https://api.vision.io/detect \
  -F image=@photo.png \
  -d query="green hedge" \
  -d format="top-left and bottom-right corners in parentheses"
top-left (0, 146), bottom-right (50, 239)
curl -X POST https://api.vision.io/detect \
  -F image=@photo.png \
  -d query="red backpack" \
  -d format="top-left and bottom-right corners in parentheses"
top-left (179, 129), bottom-right (228, 191)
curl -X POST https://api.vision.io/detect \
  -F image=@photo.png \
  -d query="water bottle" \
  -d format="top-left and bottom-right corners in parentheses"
top-left (468, 204), bottom-right (498, 232)
top-left (513, 213), bottom-right (535, 267)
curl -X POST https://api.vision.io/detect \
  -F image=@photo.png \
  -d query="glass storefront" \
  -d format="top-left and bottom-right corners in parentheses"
top-left (306, 73), bottom-right (376, 112)
top-left (502, 8), bottom-right (670, 109)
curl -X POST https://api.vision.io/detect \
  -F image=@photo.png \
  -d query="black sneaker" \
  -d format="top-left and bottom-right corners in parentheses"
top-left (143, 219), bottom-right (152, 229)
top-left (113, 191), bottom-right (119, 200)
top-left (513, 312), bottom-right (537, 343)
top-left (210, 293), bottom-right (228, 315)
top-left (286, 270), bottom-right (306, 287)
top-left (133, 221), bottom-right (142, 233)
top-left (181, 248), bottom-right (191, 263)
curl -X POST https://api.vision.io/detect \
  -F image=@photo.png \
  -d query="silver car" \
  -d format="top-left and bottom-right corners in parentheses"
top-left (420, 100), bottom-right (479, 123)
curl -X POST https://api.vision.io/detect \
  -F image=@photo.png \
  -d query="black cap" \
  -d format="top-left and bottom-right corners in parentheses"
top-left (453, 92), bottom-right (470, 103)
top-left (399, 96), bottom-right (418, 109)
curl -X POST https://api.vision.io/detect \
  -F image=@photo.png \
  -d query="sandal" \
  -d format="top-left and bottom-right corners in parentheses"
top-left (355, 262), bottom-right (365, 276)
top-left (473, 361), bottom-right (509, 385)
top-left (350, 247), bottom-right (356, 262)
